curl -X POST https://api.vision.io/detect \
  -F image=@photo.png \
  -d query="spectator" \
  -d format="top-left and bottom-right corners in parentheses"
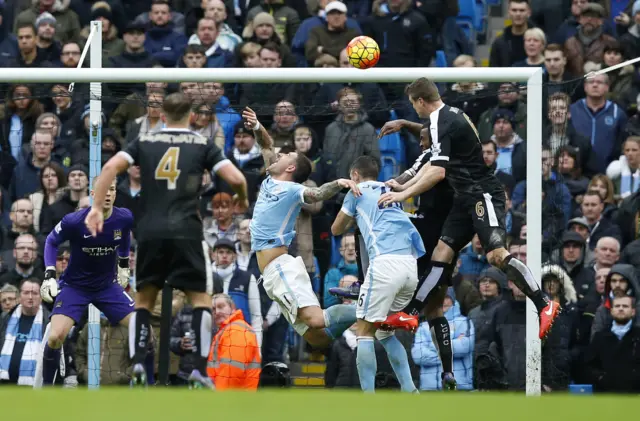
top-left (545, 93), bottom-right (594, 175)
top-left (113, 164), bottom-right (141, 229)
top-left (50, 84), bottom-right (84, 151)
top-left (554, 231), bottom-right (592, 300)
top-left (34, 12), bottom-right (61, 65)
top-left (0, 6), bottom-right (19, 66)
top-left (179, 44), bottom-right (207, 68)
top-left (269, 100), bottom-right (300, 148)
top-left (580, 190), bottom-right (623, 251)
top-left (488, 108), bottom-right (526, 182)
top-left (15, 0), bottom-right (80, 44)
top-left (324, 320), bottom-right (359, 387)
top-left (78, 2), bottom-right (124, 60)
top-left (1, 84), bottom-right (44, 163)
top-left (195, 82), bottom-right (241, 155)
top-left (412, 289), bottom-right (474, 391)
top-left (362, 0), bottom-right (434, 69)
top-left (556, 145), bottom-right (590, 204)
top-left (211, 238), bottom-right (263, 343)
top-left (481, 140), bottom-right (515, 192)
top-left (489, 0), bottom-right (532, 67)
top-left (304, 1), bottom-right (358, 65)
top-left (616, 189), bottom-right (640, 247)
top-left (597, 43), bottom-right (635, 110)
top-left (124, 90), bottom-right (165, 147)
top-left (218, 121), bottom-right (264, 202)
top-left (584, 295), bottom-right (640, 393)
top-left (169, 302), bottom-right (197, 385)
top-left (443, 55), bottom-right (495, 126)
top-left (543, 44), bottom-right (576, 100)
top-left (206, 293), bottom-right (261, 390)
top-left (71, 0), bottom-right (127, 35)
top-left (553, 0), bottom-right (615, 45)
top-left (203, 192), bottom-right (241, 248)
top-left (188, 17), bottom-right (233, 68)
top-left (34, 113), bottom-right (70, 169)
top-left (0, 234), bottom-right (43, 288)
top-left (237, 41), bottom-right (262, 67)
top-left (570, 74), bottom-right (628, 174)
top-left (0, 284), bottom-right (18, 314)
top-left (134, 0), bottom-right (186, 35)
top-left (607, 136), bottom-right (640, 200)
top-left (28, 162), bottom-right (65, 233)
top-left (54, 246), bottom-right (68, 279)
top-left (0, 199), bottom-right (42, 256)
top-left (40, 165), bottom-right (88, 234)
top-left (9, 130), bottom-right (57, 202)
top-left (293, 124), bottom-right (329, 186)
top-left (323, 87), bottom-right (380, 180)
top-left (591, 263), bottom-right (640, 338)
top-left (619, 2), bottom-right (640, 65)
top-left (201, 0), bottom-right (242, 51)
top-left (109, 21), bottom-right (155, 76)
top-left (235, 219), bottom-right (259, 277)
top-left (540, 264), bottom-right (578, 391)
top-left (239, 12), bottom-right (296, 68)
top-left (477, 83), bottom-right (527, 143)
top-left (245, 0), bottom-right (300, 46)
top-left (190, 103), bottom-right (226, 149)
top-left (144, 0), bottom-right (188, 68)
top-left (512, 27), bottom-right (545, 67)
top-left (291, 0), bottom-right (361, 66)
top-left (564, 3), bottom-right (616, 77)
top-left (458, 234), bottom-right (490, 281)
top-left (323, 233), bottom-right (358, 308)
top-left (0, 278), bottom-right (47, 386)
top-left (468, 268), bottom-right (506, 366)
top-left (586, 174), bottom-right (618, 219)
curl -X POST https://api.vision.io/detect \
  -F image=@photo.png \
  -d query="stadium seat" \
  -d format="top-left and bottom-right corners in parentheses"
top-left (457, 0), bottom-right (486, 40)
top-left (435, 50), bottom-right (448, 67)
top-left (377, 110), bottom-right (406, 182)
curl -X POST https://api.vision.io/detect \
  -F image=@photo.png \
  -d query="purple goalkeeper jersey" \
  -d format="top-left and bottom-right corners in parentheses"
top-left (45, 207), bottom-right (133, 291)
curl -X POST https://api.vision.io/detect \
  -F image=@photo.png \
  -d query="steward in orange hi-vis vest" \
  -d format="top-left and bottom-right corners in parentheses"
top-left (207, 309), bottom-right (261, 390)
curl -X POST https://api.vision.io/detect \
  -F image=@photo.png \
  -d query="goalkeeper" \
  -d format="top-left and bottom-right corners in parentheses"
top-left (39, 178), bottom-right (134, 385)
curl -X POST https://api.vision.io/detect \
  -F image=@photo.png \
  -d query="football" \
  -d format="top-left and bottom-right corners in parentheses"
top-left (346, 36), bottom-right (380, 70)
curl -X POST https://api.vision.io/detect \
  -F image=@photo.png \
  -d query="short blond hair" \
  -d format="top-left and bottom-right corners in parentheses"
top-left (453, 54), bottom-right (475, 67)
top-left (524, 27), bottom-right (546, 46)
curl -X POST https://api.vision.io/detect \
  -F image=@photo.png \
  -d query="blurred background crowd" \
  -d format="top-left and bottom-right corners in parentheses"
top-left (0, 0), bottom-right (639, 393)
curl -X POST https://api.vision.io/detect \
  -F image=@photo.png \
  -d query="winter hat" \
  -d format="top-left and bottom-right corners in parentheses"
top-left (491, 108), bottom-right (515, 126)
top-left (567, 216), bottom-right (589, 231)
top-left (91, 1), bottom-right (113, 22)
top-left (35, 12), bottom-right (56, 28)
top-left (252, 12), bottom-right (276, 28)
top-left (233, 120), bottom-right (254, 137)
top-left (67, 164), bottom-right (89, 180)
top-left (561, 230), bottom-right (585, 246)
top-left (213, 238), bottom-right (236, 253)
top-left (477, 267), bottom-right (507, 289)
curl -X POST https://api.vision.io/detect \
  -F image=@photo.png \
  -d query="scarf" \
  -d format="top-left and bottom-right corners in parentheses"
top-left (611, 319), bottom-right (632, 340)
top-left (577, 26), bottom-right (603, 47)
top-left (0, 305), bottom-right (44, 386)
top-left (214, 263), bottom-right (235, 280)
top-left (617, 156), bottom-right (640, 198)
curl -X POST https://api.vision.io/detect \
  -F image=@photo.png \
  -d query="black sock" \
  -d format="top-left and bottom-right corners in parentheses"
top-left (354, 229), bottom-right (365, 282)
top-left (403, 261), bottom-right (454, 316)
top-left (191, 307), bottom-right (212, 374)
top-left (129, 308), bottom-right (151, 365)
top-left (429, 316), bottom-right (453, 374)
top-left (501, 255), bottom-right (547, 312)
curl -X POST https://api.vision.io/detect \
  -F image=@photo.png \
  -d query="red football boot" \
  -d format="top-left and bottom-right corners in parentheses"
top-left (375, 312), bottom-right (419, 332)
top-left (539, 300), bottom-right (561, 339)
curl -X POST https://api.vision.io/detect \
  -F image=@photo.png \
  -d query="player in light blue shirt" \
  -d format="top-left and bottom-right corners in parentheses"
top-left (332, 156), bottom-right (424, 393)
top-left (242, 107), bottom-right (360, 349)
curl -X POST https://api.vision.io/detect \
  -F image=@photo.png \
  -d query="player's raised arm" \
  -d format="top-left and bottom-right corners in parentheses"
top-left (378, 119), bottom-right (423, 139)
top-left (86, 153), bottom-right (131, 236)
top-left (242, 107), bottom-right (276, 167)
top-left (303, 179), bottom-right (361, 204)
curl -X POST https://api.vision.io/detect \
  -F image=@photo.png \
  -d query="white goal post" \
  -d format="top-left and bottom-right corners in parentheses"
top-left (7, 42), bottom-right (543, 394)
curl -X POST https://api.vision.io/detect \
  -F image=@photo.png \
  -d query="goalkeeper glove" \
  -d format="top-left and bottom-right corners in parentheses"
top-left (117, 257), bottom-right (130, 288)
top-left (41, 267), bottom-right (58, 303)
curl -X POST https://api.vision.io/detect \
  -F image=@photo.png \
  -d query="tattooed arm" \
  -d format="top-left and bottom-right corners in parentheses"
top-left (303, 179), bottom-right (361, 204)
top-left (242, 107), bottom-right (276, 167)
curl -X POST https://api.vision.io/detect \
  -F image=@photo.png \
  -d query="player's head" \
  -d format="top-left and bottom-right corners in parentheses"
top-left (90, 176), bottom-right (117, 212)
top-left (268, 145), bottom-right (312, 183)
top-left (212, 293), bottom-right (235, 326)
top-left (161, 92), bottom-right (193, 127)
top-left (349, 155), bottom-right (380, 183)
top-left (419, 122), bottom-right (431, 150)
top-left (405, 78), bottom-right (441, 118)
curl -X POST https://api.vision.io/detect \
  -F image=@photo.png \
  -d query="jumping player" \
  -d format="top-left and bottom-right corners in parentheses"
top-left (39, 178), bottom-right (134, 385)
top-left (85, 93), bottom-right (249, 389)
top-left (242, 107), bottom-right (360, 349)
top-left (331, 156), bottom-right (423, 393)
top-left (379, 78), bottom-right (560, 389)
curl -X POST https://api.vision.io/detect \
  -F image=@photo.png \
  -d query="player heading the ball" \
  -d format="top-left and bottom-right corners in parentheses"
top-left (86, 93), bottom-right (248, 390)
top-left (40, 178), bottom-right (134, 387)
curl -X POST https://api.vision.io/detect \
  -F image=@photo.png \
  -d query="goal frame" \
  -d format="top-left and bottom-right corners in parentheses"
top-left (11, 22), bottom-right (542, 394)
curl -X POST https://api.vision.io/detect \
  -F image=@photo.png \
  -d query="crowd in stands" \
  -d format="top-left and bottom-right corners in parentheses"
top-left (0, 0), bottom-right (639, 393)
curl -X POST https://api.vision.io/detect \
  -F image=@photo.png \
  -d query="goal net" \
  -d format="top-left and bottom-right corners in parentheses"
top-left (3, 34), bottom-right (615, 394)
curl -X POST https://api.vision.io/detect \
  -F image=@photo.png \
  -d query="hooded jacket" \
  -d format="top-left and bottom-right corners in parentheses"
top-left (591, 263), bottom-right (640, 339)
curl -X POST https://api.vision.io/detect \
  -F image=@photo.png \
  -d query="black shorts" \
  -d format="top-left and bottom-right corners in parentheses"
top-left (411, 211), bottom-right (447, 274)
top-left (135, 239), bottom-right (212, 294)
top-left (440, 189), bottom-right (507, 254)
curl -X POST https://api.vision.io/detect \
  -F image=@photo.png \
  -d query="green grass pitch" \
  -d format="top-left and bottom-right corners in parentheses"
top-left (0, 388), bottom-right (632, 420)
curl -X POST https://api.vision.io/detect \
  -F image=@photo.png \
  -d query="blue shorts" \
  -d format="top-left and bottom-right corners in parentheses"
top-left (51, 282), bottom-right (134, 324)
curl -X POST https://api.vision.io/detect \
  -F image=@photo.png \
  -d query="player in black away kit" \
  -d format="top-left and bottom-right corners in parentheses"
top-left (379, 78), bottom-right (560, 390)
top-left (86, 93), bottom-right (249, 389)
top-left (330, 123), bottom-right (455, 300)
